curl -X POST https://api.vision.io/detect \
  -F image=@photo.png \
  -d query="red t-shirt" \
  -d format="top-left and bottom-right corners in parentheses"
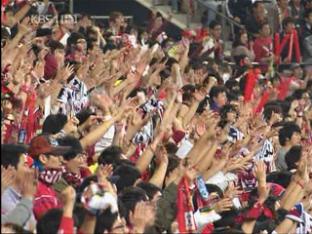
top-left (253, 36), bottom-right (273, 72)
top-left (33, 181), bottom-right (61, 220)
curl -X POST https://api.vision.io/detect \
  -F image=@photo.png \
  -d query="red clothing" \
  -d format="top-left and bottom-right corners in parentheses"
top-left (44, 53), bottom-right (58, 80)
top-left (253, 36), bottom-right (272, 72)
top-left (58, 216), bottom-right (74, 234)
top-left (33, 181), bottom-right (61, 220)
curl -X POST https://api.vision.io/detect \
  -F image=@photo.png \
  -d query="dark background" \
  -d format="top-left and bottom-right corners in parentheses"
top-left (73, 0), bottom-right (182, 39)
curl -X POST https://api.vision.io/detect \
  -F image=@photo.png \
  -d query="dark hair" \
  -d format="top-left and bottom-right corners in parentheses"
top-left (278, 122), bottom-right (301, 146)
top-left (98, 146), bottom-right (123, 169)
top-left (197, 97), bottom-right (210, 114)
top-left (292, 89), bottom-right (305, 100)
top-left (253, 219), bottom-right (276, 234)
top-left (76, 175), bottom-right (98, 200)
top-left (136, 182), bottom-right (161, 200)
top-left (209, 85), bottom-right (226, 101)
top-left (285, 145), bottom-right (302, 170)
top-left (263, 105), bottom-right (283, 122)
top-left (42, 114), bottom-right (68, 135)
top-left (75, 109), bottom-right (96, 126)
top-left (219, 104), bottom-right (237, 124)
top-left (94, 209), bottom-right (119, 233)
top-left (258, 22), bottom-right (270, 33)
top-left (182, 84), bottom-right (196, 103)
top-left (57, 135), bottom-right (83, 161)
top-left (48, 40), bottom-right (65, 54)
top-left (305, 8), bottom-right (312, 19)
top-left (266, 171), bottom-right (292, 188)
top-left (233, 29), bottom-right (248, 47)
top-left (113, 165), bottom-right (141, 192)
top-left (118, 186), bottom-right (148, 225)
top-left (36, 208), bottom-right (63, 234)
top-left (282, 17), bottom-right (295, 29)
top-left (209, 20), bottom-right (221, 29)
top-left (164, 142), bottom-right (178, 155)
top-left (213, 210), bottom-right (241, 229)
top-left (252, 1), bottom-right (264, 9)
top-left (165, 155), bottom-right (181, 178)
top-left (225, 79), bottom-right (239, 91)
top-left (1, 144), bottom-right (27, 169)
top-left (67, 32), bottom-right (85, 51)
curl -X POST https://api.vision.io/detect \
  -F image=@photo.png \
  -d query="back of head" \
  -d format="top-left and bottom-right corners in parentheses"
top-left (113, 164), bottom-right (141, 192)
top-left (118, 186), bottom-right (147, 225)
top-left (36, 208), bottom-right (63, 234)
top-left (266, 171), bottom-right (292, 188)
top-left (98, 146), bottom-right (123, 169)
top-left (136, 182), bottom-right (161, 200)
top-left (42, 114), bottom-right (68, 135)
top-left (285, 145), bottom-right (302, 171)
top-left (278, 122), bottom-right (301, 146)
top-left (263, 104), bottom-right (283, 122)
top-left (209, 85), bottom-right (226, 103)
top-left (94, 208), bottom-right (119, 234)
top-left (57, 135), bottom-right (83, 161)
top-left (209, 20), bottom-right (221, 30)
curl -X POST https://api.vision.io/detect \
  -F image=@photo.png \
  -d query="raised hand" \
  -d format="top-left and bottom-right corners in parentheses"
top-left (253, 160), bottom-right (266, 183)
top-left (19, 169), bottom-right (38, 199)
top-left (154, 145), bottom-right (169, 166)
top-left (1, 166), bottom-right (16, 194)
top-left (18, 17), bottom-right (31, 35)
top-left (97, 164), bottom-right (113, 184)
top-left (224, 182), bottom-right (243, 199)
top-left (130, 201), bottom-right (155, 231)
top-left (213, 198), bottom-right (233, 213)
top-left (56, 64), bottom-right (75, 83)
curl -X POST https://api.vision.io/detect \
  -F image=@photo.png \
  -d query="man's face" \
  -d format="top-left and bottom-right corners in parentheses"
top-left (15, 154), bottom-right (31, 182)
top-left (65, 153), bottom-right (85, 173)
top-left (41, 154), bottom-right (63, 169)
top-left (290, 132), bottom-right (301, 145)
top-left (211, 25), bottom-right (222, 39)
top-left (61, 15), bottom-right (75, 30)
top-left (115, 15), bottom-right (124, 27)
top-left (76, 38), bottom-right (87, 52)
top-left (16, 154), bottom-right (27, 171)
top-left (33, 37), bottom-right (45, 49)
top-left (214, 92), bottom-right (227, 107)
top-left (254, 3), bottom-right (265, 16)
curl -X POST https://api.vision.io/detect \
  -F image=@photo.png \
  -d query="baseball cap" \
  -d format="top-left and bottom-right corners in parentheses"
top-left (28, 135), bottom-right (71, 157)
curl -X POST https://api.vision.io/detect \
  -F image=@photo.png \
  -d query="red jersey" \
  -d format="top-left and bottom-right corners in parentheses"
top-left (33, 181), bottom-right (61, 220)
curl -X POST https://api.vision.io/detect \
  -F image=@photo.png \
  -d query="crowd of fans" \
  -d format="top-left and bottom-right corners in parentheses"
top-left (1, 0), bottom-right (312, 233)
